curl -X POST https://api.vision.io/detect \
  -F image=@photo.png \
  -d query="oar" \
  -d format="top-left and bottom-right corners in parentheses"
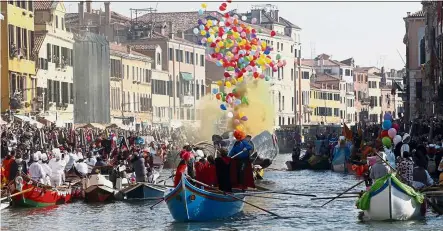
top-left (0, 187), bottom-right (34, 201)
top-left (235, 190), bottom-right (316, 197)
top-left (311, 195), bottom-right (359, 201)
top-left (321, 180), bottom-right (365, 207)
top-left (157, 174), bottom-right (174, 185)
top-left (243, 194), bottom-right (286, 201)
top-left (149, 198), bottom-right (164, 210)
top-left (186, 176), bottom-right (282, 218)
top-left (230, 150), bottom-right (244, 159)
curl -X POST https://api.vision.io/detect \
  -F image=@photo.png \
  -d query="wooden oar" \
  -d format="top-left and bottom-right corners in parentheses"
top-left (0, 187), bottom-right (34, 201)
top-left (186, 177), bottom-right (282, 218)
top-left (311, 195), bottom-right (359, 201)
top-left (149, 198), bottom-right (164, 210)
top-left (235, 190), bottom-right (316, 197)
top-left (243, 194), bottom-right (286, 201)
top-left (321, 180), bottom-right (365, 207)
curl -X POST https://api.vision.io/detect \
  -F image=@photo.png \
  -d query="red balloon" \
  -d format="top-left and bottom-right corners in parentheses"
top-left (219, 6), bottom-right (226, 11)
top-left (253, 72), bottom-right (259, 78)
top-left (224, 13), bottom-right (230, 18)
top-left (222, 3), bottom-right (227, 7)
top-left (381, 130), bottom-right (389, 138)
top-left (270, 30), bottom-right (276, 37)
top-left (392, 123), bottom-right (400, 131)
top-left (224, 72), bottom-right (231, 78)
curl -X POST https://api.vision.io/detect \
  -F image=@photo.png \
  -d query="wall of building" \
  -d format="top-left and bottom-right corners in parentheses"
top-left (1, 1), bottom-right (36, 113)
top-left (309, 88), bottom-right (341, 124)
top-left (73, 32), bottom-right (110, 124)
top-left (368, 74), bottom-right (382, 123)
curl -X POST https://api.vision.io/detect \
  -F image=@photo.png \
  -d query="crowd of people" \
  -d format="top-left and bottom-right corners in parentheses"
top-left (0, 117), bottom-right (194, 190)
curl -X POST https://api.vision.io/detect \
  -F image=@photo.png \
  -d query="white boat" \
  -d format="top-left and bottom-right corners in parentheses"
top-left (359, 175), bottom-right (425, 221)
top-left (82, 173), bottom-right (117, 202)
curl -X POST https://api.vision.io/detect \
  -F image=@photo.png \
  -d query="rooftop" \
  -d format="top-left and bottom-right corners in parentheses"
top-left (34, 0), bottom-right (57, 11)
top-left (315, 73), bottom-right (340, 82)
top-left (109, 43), bottom-right (151, 61)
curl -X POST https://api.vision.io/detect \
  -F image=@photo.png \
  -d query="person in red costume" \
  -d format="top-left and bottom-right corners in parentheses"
top-left (173, 147), bottom-right (194, 187)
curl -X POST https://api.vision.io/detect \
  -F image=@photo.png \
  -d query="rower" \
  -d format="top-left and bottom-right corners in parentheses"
top-left (229, 130), bottom-right (253, 190)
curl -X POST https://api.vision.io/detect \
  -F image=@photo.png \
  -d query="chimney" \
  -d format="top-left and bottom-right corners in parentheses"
top-left (407, 12), bottom-right (410, 17)
top-left (176, 30), bottom-right (184, 39)
top-left (127, 45), bottom-right (132, 54)
top-left (274, 10), bottom-right (279, 22)
top-left (86, 0), bottom-right (92, 13)
top-left (168, 21), bottom-right (175, 39)
top-left (78, 2), bottom-right (85, 26)
top-left (104, 2), bottom-right (111, 25)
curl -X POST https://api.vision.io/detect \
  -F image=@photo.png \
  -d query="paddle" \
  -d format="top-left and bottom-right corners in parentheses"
top-left (157, 174), bottom-right (174, 185)
top-left (321, 180), bottom-right (365, 207)
top-left (0, 187), bottom-right (34, 201)
top-left (150, 198), bottom-right (164, 210)
top-left (186, 176), bottom-right (283, 218)
top-left (235, 190), bottom-right (316, 197)
top-left (311, 195), bottom-right (359, 201)
top-left (242, 194), bottom-right (286, 201)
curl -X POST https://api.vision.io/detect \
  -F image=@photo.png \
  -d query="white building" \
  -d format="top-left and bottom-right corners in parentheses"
top-left (367, 67), bottom-right (382, 123)
top-left (34, 1), bottom-right (74, 126)
top-left (301, 54), bottom-right (356, 125)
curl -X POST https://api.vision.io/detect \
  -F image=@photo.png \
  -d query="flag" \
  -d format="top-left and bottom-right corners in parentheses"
top-left (343, 123), bottom-right (353, 140)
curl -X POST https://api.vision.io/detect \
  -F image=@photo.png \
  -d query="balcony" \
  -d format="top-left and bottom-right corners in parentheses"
top-left (360, 97), bottom-right (370, 106)
top-left (180, 95), bottom-right (194, 107)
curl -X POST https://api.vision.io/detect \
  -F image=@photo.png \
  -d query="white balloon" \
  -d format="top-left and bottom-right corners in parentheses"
top-left (241, 16), bottom-right (247, 21)
top-left (227, 112), bottom-right (234, 118)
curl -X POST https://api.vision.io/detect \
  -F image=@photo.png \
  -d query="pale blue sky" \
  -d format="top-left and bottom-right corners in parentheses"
top-left (66, 0), bottom-right (423, 70)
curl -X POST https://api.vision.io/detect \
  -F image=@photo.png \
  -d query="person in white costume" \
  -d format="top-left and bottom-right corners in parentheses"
top-left (48, 149), bottom-right (64, 187)
top-left (40, 153), bottom-right (52, 185)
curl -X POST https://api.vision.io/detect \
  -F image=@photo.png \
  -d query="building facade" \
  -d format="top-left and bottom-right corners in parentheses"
top-left (403, 10), bottom-right (426, 121)
top-left (367, 68), bottom-right (382, 123)
top-left (124, 24), bottom-right (207, 127)
top-left (34, 1), bottom-right (74, 126)
top-left (354, 67), bottom-right (370, 123)
top-left (309, 82), bottom-right (341, 124)
top-left (1, 1), bottom-right (36, 113)
top-left (109, 43), bottom-right (153, 131)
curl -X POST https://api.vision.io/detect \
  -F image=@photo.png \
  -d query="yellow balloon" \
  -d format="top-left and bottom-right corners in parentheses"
top-left (216, 80), bottom-right (223, 87)
top-left (238, 112), bottom-right (245, 118)
top-left (261, 41), bottom-right (267, 48)
top-left (200, 30), bottom-right (207, 36)
top-left (235, 125), bottom-right (244, 132)
top-left (237, 77), bottom-right (243, 83)
top-left (217, 41), bottom-right (224, 47)
top-left (207, 20), bottom-right (213, 26)
top-left (214, 47), bottom-right (220, 53)
top-left (231, 79), bottom-right (237, 85)
top-left (201, 3), bottom-right (207, 9)
top-left (225, 81), bottom-right (232, 88)
top-left (207, 37), bottom-right (213, 43)
top-left (233, 32), bottom-right (239, 39)
top-left (265, 57), bottom-right (272, 64)
top-left (251, 45), bottom-right (257, 51)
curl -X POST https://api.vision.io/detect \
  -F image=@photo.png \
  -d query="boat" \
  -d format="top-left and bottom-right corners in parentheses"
top-left (164, 175), bottom-right (245, 222)
top-left (356, 174), bottom-right (425, 221)
top-left (286, 156), bottom-right (331, 171)
top-left (10, 175), bottom-right (72, 208)
top-left (118, 183), bottom-right (165, 200)
top-left (82, 169), bottom-right (117, 202)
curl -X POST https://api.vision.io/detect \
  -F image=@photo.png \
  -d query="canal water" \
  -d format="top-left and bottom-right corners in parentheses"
top-left (1, 154), bottom-right (441, 231)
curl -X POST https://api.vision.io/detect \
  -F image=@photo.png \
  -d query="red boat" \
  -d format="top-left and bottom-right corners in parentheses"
top-left (11, 175), bottom-right (72, 208)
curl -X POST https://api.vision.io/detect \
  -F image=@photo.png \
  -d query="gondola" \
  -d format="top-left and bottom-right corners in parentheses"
top-left (164, 175), bottom-right (245, 222)
top-left (10, 175), bottom-right (72, 208)
top-left (356, 174), bottom-right (425, 221)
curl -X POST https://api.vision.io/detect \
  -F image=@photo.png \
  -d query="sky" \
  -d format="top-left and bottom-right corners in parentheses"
top-left (66, 0), bottom-right (423, 70)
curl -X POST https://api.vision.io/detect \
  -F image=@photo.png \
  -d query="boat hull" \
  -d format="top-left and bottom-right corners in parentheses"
top-left (12, 182), bottom-right (71, 208)
top-left (120, 183), bottom-right (165, 200)
top-left (84, 185), bottom-right (116, 202)
top-left (363, 178), bottom-right (424, 221)
top-left (164, 176), bottom-right (244, 222)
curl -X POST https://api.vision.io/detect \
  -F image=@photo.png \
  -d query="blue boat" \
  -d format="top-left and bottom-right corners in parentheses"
top-left (119, 183), bottom-right (165, 200)
top-left (164, 176), bottom-right (245, 222)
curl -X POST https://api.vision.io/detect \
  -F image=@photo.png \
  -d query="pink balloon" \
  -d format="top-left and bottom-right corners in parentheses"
top-left (388, 128), bottom-right (397, 139)
top-left (233, 119), bottom-right (240, 125)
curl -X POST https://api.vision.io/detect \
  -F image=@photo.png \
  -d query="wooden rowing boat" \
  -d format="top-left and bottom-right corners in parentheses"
top-left (356, 174), bottom-right (425, 221)
top-left (164, 175), bottom-right (245, 222)
top-left (10, 175), bottom-right (72, 208)
top-left (118, 183), bottom-right (165, 200)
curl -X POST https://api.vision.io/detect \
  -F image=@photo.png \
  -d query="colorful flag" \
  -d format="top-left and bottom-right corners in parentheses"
top-left (343, 123), bottom-right (353, 140)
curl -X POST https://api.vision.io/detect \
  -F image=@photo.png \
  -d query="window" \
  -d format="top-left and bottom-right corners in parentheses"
top-left (61, 18), bottom-right (64, 30)
top-left (294, 49), bottom-right (298, 58)
top-left (200, 54), bottom-right (204, 67)
top-left (416, 81), bottom-right (422, 99)
top-left (185, 51), bottom-right (190, 64)
top-left (340, 68), bottom-right (343, 76)
top-left (132, 66), bottom-right (135, 80)
top-left (180, 50), bottom-right (184, 62)
top-left (291, 68), bottom-right (294, 81)
top-left (70, 83), bottom-right (73, 103)
top-left (302, 71), bottom-right (310, 79)
top-left (345, 69), bottom-right (350, 76)
top-left (292, 97), bottom-right (294, 111)
top-left (175, 49), bottom-right (180, 62)
top-left (127, 65), bottom-right (129, 79)
top-left (157, 53), bottom-right (161, 64)
top-left (56, 16), bottom-right (59, 29)
top-left (62, 82), bottom-right (68, 104)
top-left (190, 52), bottom-right (194, 64)
top-left (169, 48), bottom-right (173, 61)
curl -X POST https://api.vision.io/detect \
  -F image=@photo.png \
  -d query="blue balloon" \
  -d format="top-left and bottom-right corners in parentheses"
top-left (220, 104), bottom-right (227, 110)
top-left (212, 88), bottom-right (218, 94)
top-left (383, 112), bottom-right (392, 121)
top-left (198, 9), bottom-right (204, 15)
top-left (382, 120), bottom-right (392, 130)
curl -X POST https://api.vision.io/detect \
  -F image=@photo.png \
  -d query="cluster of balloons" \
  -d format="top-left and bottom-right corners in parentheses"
top-left (196, 1), bottom-right (286, 136)
top-left (379, 112), bottom-right (400, 148)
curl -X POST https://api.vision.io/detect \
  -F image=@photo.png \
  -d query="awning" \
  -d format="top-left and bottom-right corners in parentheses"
top-left (180, 72), bottom-right (193, 81)
top-left (13, 115), bottom-right (44, 128)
